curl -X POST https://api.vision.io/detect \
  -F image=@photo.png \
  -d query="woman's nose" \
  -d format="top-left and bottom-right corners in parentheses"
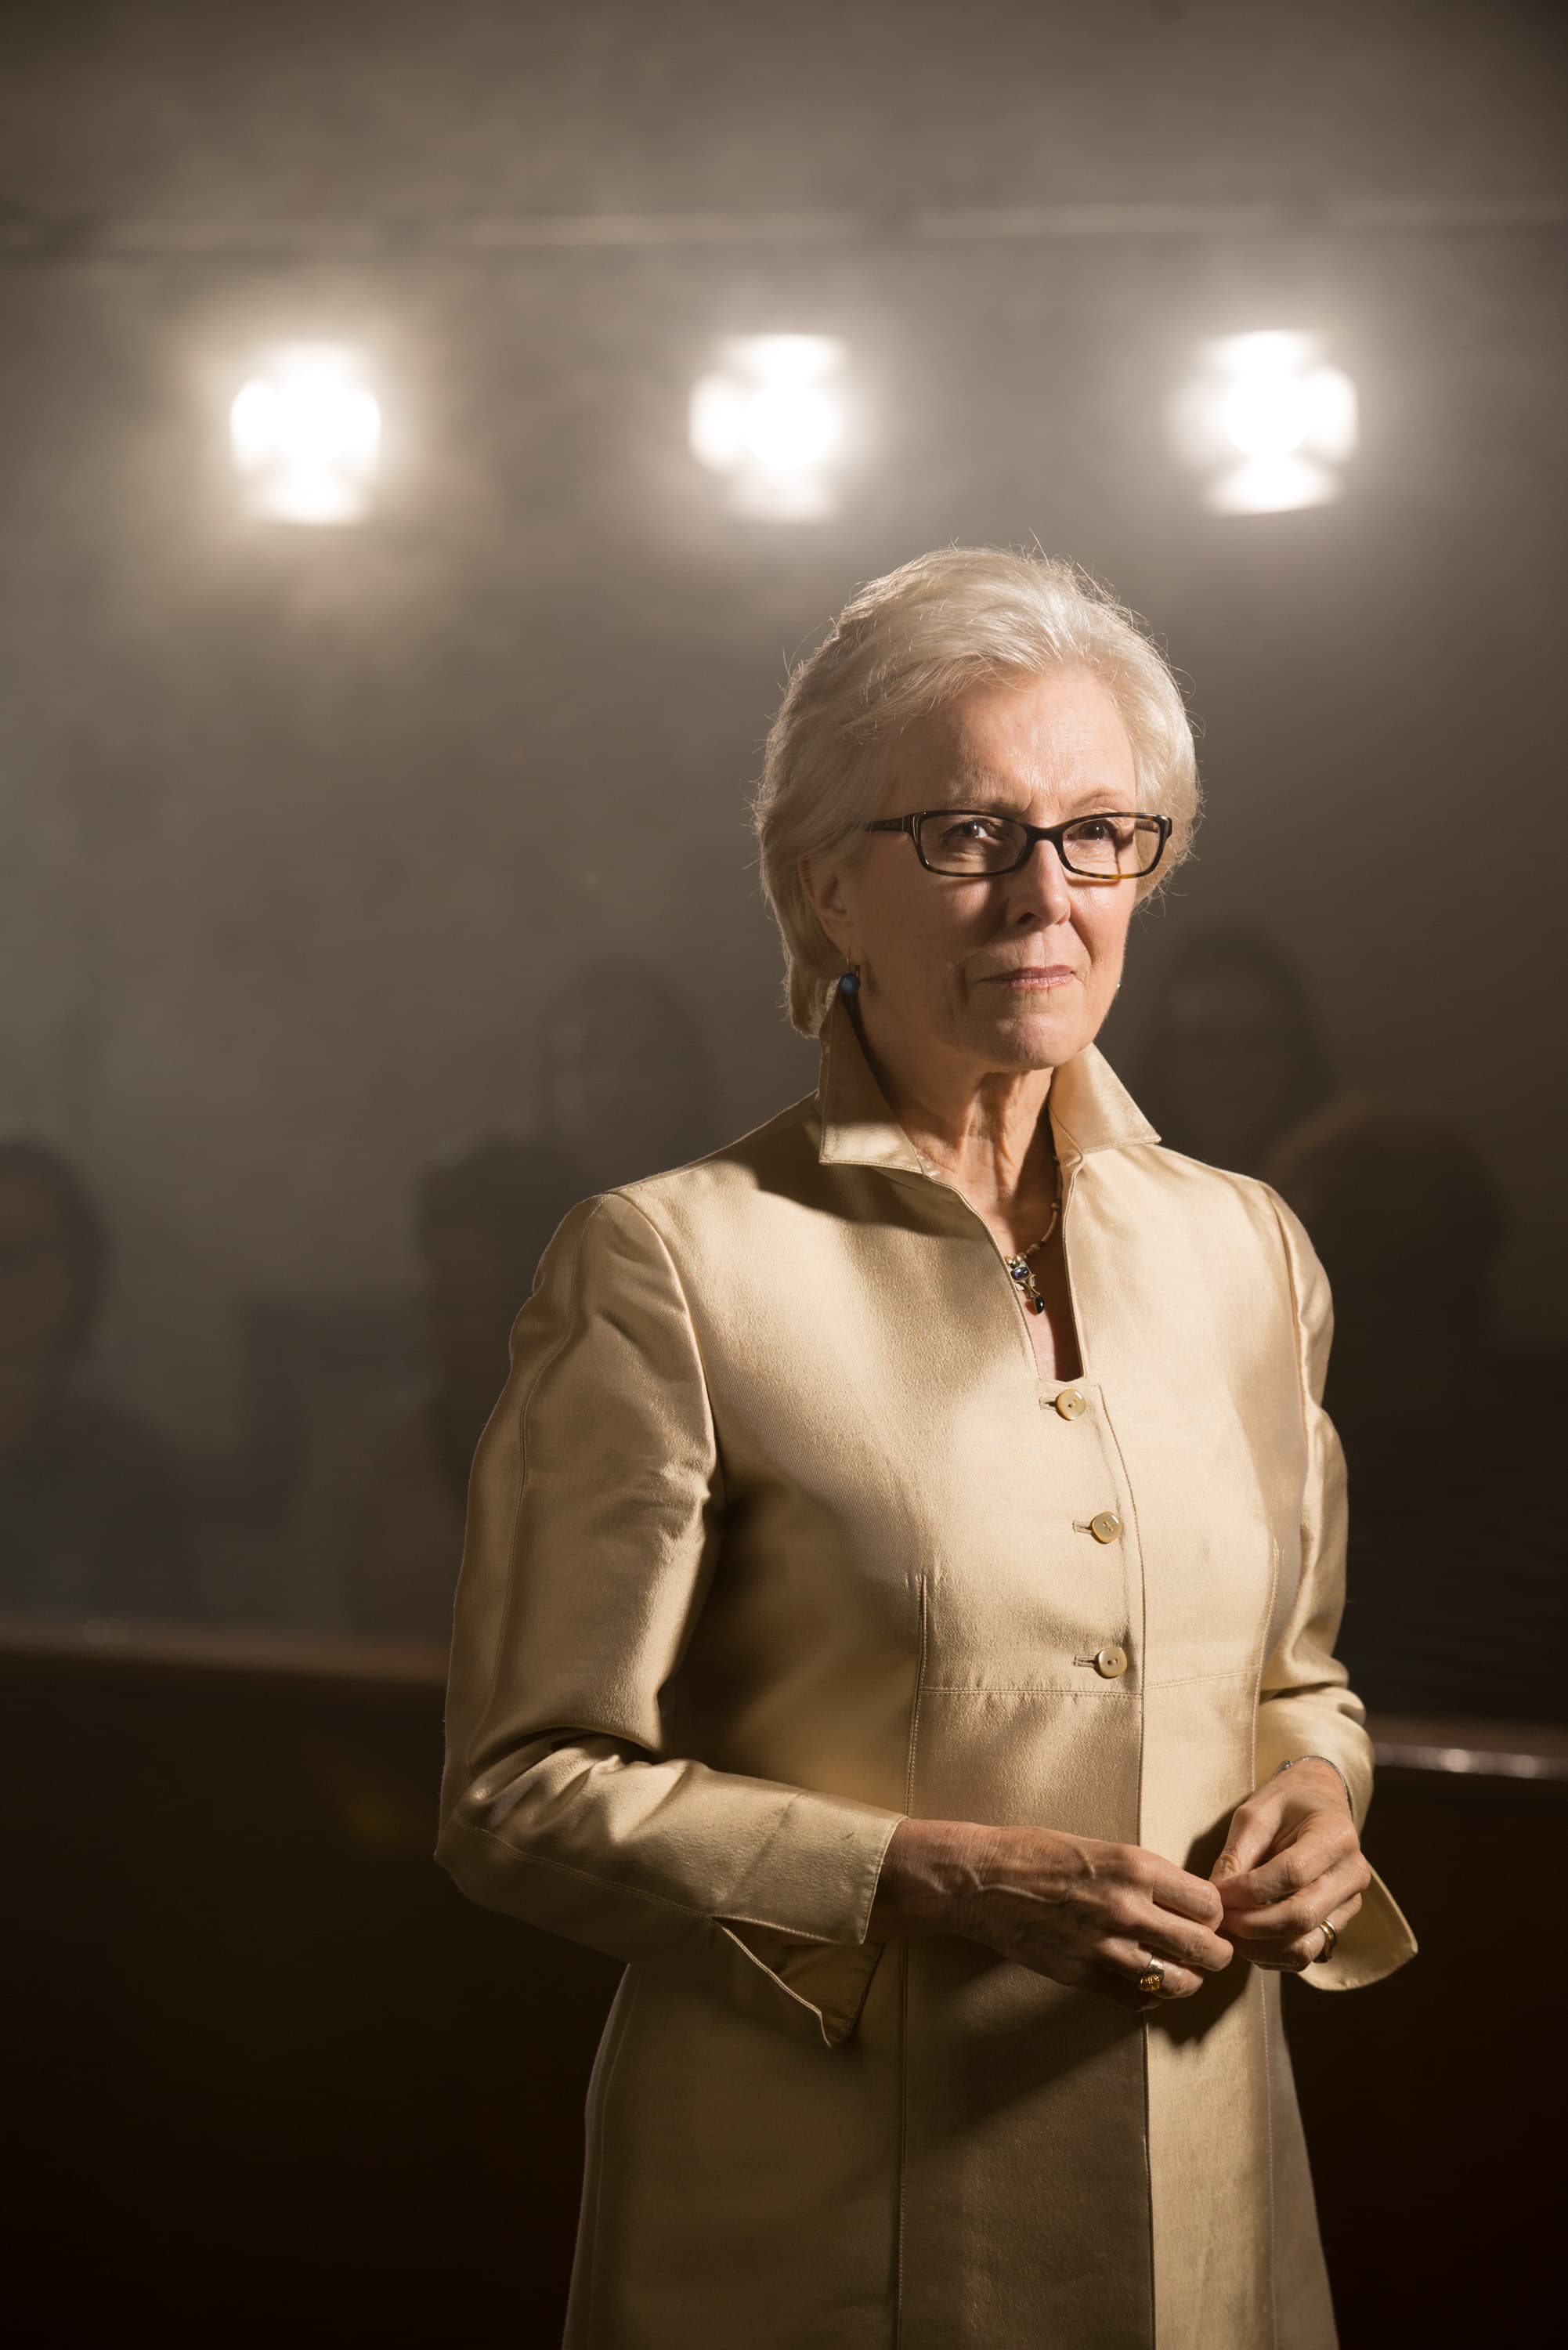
top-left (1007, 838), bottom-right (1074, 924)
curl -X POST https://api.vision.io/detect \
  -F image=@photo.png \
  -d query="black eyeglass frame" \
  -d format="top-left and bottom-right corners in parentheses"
top-left (862, 808), bottom-right (1172, 882)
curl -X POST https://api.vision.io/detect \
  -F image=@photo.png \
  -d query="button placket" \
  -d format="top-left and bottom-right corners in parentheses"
top-left (1037, 1376), bottom-right (1135, 1683)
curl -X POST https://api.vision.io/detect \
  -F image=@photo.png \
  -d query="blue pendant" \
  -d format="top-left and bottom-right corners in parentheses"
top-left (1006, 1256), bottom-right (1047, 1314)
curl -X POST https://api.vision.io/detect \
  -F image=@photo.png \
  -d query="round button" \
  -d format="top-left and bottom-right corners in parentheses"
top-left (1094, 1643), bottom-right (1129, 1679)
top-left (1089, 1510), bottom-right (1122, 1544)
top-left (1055, 1388), bottom-right (1088, 1421)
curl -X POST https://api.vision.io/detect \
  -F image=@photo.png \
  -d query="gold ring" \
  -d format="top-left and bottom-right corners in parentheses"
top-left (1311, 1918), bottom-right (1339, 1965)
top-left (1136, 1955), bottom-right (1166, 1994)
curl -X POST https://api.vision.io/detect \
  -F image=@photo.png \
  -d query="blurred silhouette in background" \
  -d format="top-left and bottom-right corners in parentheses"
top-left (537, 958), bottom-right (718, 1196)
top-left (1142, 928), bottom-right (1335, 1177)
top-left (328, 1130), bottom-right (583, 1641)
top-left (0, 1137), bottom-right (193, 1620)
top-left (319, 958), bottom-right (715, 1639)
top-left (1270, 1097), bottom-right (1567, 1723)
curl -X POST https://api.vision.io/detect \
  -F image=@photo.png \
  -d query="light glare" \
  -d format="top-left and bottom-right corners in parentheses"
top-left (229, 345), bottom-right (381, 525)
top-left (1220, 375), bottom-right (1314, 460)
top-left (742, 381), bottom-right (843, 472)
top-left (689, 334), bottom-right (851, 520)
top-left (1169, 331), bottom-right (1358, 515)
top-left (1208, 455), bottom-right (1340, 515)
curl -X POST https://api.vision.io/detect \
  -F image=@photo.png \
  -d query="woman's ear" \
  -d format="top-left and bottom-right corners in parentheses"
top-left (799, 851), bottom-right (855, 967)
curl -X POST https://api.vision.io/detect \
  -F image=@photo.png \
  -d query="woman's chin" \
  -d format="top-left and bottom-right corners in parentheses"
top-left (971, 992), bottom-right (1097, 1069)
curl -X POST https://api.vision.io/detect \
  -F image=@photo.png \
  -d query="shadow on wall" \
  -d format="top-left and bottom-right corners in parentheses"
top-left (537, 954), bottom-right (718, 1195)
top-left (0, 1137), bottom-right (195, 1622)
top-left (1, 959), bottom-right (719, 1640)
top-left (1129, 923), bottom-right (1566, 1726)
top-left (1136, 927), bottom-right (1335, 1178)
top-left (286, 956), bottom-right (720, 1638)
top-left (1268, 1095), bottom-right (1566, 1724)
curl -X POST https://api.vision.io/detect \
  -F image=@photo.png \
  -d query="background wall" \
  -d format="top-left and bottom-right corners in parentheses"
top-left (1, 0), bottom-right (1563, 1448)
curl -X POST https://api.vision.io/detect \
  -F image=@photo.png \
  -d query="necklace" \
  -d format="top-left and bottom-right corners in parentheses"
top-left (1003, 1163), bottom-right (1063, 1317)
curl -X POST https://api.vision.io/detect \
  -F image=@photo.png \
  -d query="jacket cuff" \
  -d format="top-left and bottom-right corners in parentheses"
top-left (436, 1799), bottom-right (905, 2049)
top-left (1297, 1863), bottom-right (1418, 1991)
top-left (719, 1926), bottom-right (890, 2047)
top-left (715, 1806), bottom-right (906, 2045)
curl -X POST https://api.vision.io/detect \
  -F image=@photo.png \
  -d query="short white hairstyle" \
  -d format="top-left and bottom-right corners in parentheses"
top-left (753, 547), bottom-right (1201, 1036)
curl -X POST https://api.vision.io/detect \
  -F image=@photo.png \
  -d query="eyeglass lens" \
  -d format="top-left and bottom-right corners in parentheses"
top-left (916, 812), bottom-right (1163, 877)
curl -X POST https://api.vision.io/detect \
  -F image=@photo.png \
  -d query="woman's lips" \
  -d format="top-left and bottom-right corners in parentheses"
top-left (985, 965), bottom-right (1078, 990)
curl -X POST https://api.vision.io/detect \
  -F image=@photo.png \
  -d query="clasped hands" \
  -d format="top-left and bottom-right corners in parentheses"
top-left (869, 1758), bottom-right (1371, 2009)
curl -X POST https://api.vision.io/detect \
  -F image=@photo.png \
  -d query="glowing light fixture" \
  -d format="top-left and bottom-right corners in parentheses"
top-left (690, 335), bottom-right (850, 519)
top-left (1169, 332), bottom-right (1358, 515)
top-left (230, 345), bottom-right (381, 524)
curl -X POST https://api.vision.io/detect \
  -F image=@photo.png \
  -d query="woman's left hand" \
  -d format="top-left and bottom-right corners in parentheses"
top-left (1210, 1759), bottom-right (1371, 1970)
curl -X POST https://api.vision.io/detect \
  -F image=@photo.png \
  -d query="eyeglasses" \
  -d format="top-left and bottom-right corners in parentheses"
top-left (862, 808), bottom-right (1172, 882)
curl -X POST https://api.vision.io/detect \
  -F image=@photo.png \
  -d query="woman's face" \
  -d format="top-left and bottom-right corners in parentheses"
top-left (806, 670), bottom-right (1143, 1083)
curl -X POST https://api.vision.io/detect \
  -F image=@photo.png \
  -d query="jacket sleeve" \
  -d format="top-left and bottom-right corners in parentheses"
top-left (436, 1188), bottom-right (905, 2048)
top-left (1253, 1190), bottom-right (1417, 1990)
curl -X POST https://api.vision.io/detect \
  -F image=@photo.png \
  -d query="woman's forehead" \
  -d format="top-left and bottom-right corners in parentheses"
top-left (906, 674), bottom-right (1129, 772)
top-left (880, 676), bottom-right (1135, 813)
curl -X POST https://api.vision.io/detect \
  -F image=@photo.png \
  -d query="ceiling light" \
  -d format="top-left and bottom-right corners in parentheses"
top-left (230, 345), bottom-right (381, 525)
top-left (690, 335), bottom-right (850, 519)
top-left (1170, 331), bottom-right (1358, 515)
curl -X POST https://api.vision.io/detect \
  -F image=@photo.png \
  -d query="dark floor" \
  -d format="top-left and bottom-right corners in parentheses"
top-left (4, 1625), bottom-right (1560, 2348)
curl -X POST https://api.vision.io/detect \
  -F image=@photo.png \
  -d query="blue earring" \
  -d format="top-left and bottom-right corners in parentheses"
top-left (838, 965), bottom-right (861, 997)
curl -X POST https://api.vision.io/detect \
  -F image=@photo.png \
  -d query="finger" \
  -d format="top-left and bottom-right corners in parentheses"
top-left (1227, 1857), bottom-right (1368, 1944)
top-left (1302, 1890), bottom-right (1364, 1960)
top-left (1230, 1891), bottom-right (1364, 1972)
top-left (1130, 1907), bottom-right (1234, 1974)
top-left (1218, 1820), bottom-right (1360, 1913)
top-left (1144, 1858), bottom-right (1227, 1928)
top-left (1224, 1853), bottom-right (1370, 1943)
top-left (1219, 1819), bottom-right (1353, 1908)
top-left (1100, 1938), bottom-right (1205, 2002)
top-left (1317, 1891), bottom-right (1363, 1940)
top-left (1210, 1792), bottom-right (1286, 1885)
top-left (1226, 1935), bottom-right (1313, 1972)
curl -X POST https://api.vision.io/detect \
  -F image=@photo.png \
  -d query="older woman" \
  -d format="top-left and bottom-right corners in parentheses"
top-left (439, 549), bottom-right (1414, 2350)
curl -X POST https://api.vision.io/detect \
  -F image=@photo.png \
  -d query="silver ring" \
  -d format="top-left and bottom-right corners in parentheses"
top-left (1136, 1954), bottom-right (1166, 1995)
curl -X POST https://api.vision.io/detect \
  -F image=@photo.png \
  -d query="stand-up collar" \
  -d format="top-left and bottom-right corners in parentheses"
top-left (814, 991), bottom-right (1158, 1173)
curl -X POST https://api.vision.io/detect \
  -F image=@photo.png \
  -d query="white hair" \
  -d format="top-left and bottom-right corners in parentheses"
top-left (753, 546), bottom-right (1201, 1036)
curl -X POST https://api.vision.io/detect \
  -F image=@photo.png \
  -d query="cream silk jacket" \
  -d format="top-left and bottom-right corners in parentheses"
top-left (439, 998), bottom-right (1416, 2350)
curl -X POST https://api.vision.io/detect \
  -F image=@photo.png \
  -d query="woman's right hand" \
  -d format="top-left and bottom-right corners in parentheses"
top-left (869, 1817), bottom-right (1233, 2009)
